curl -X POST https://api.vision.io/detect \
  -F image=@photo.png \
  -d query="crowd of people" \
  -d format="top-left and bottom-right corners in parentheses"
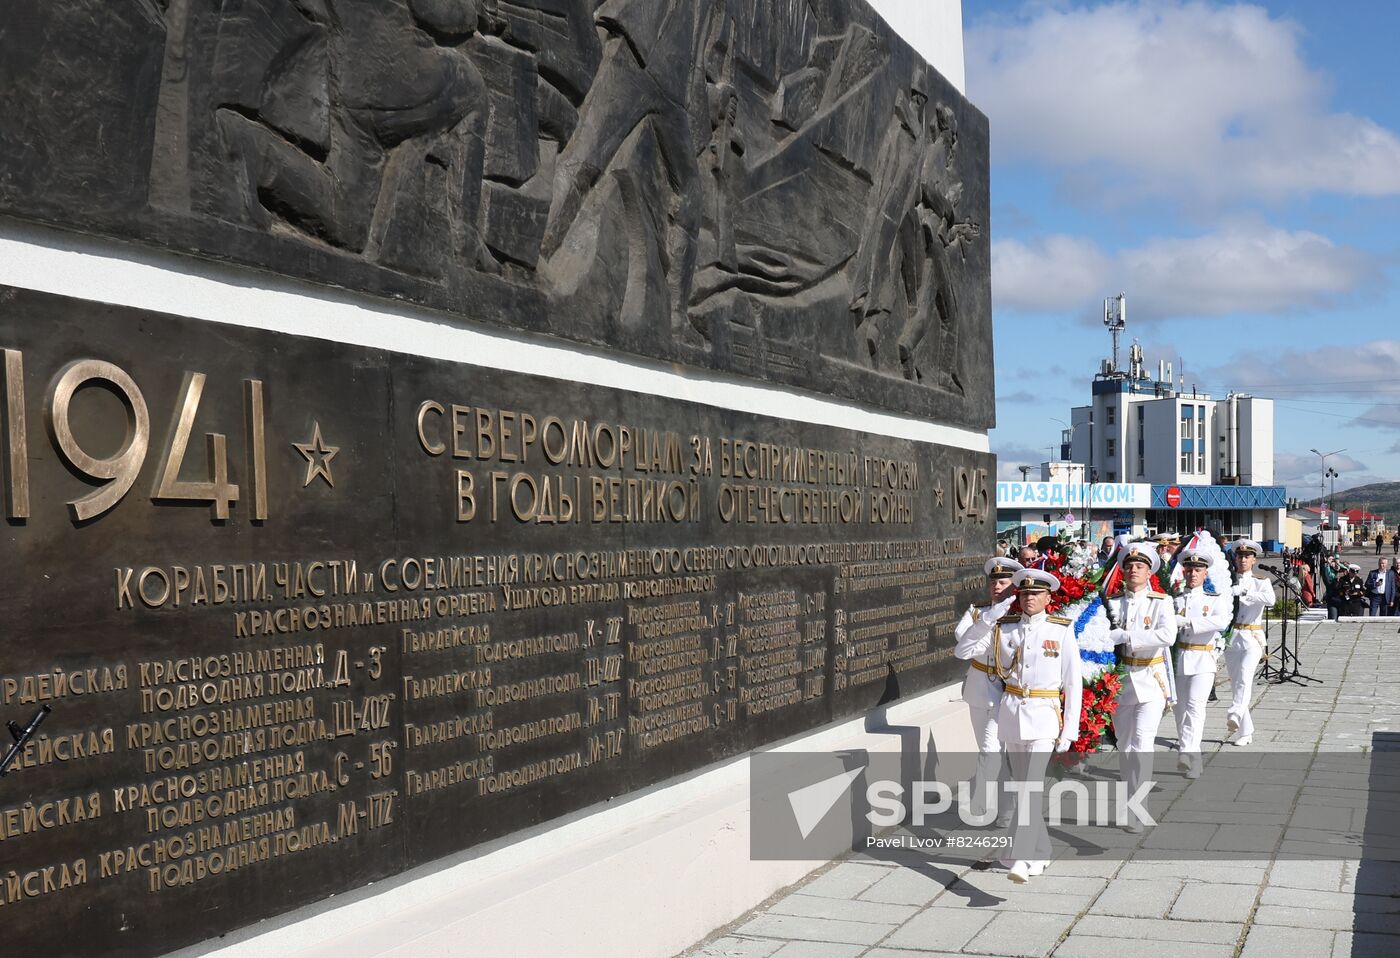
top-left (1286, 533), bottom-right (1396, 618)
top-left (956, 532), bottom-right (1274, 884)
top-left (1001, 530), bottom-right (1396, 619)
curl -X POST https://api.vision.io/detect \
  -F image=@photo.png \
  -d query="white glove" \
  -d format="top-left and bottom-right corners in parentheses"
top-left (1054, 737), bottom-right (1072, 753)
top-left (1174, 596), bottom-right (1186, 614)
top-left (981, 593), bottom-right (1016, 623)
top-left (1109, 628), bottom-right (1126, 643)
top-left (1231, 583), bottom-right (1249, 597)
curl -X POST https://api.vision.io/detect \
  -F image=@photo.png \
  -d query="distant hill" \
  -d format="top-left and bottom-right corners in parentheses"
top-left (1303, 481), bottom-right (1400, 521)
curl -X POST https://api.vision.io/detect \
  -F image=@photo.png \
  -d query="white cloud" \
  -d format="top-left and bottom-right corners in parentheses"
top-left (993, 443), bottom-right (1050, 480)
top-left (991, 235), bottom-right (1110, 313)
top-left (967, 1), bottom-right (1400, 201)
top-left (1350, 404), bottom-right (1400, 431)
top-left (1198, 341), bottom-right (1400, 431)
top-left (1275, 450), bottom-right (1367, 484)
top-left (992, 223), bottom-right (1380, 318)
top-left (1248, 341), bottom-right (1400, 394)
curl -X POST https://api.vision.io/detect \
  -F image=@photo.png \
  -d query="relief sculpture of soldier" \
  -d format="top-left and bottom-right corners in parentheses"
top-left (537, 0), bottom-right (711, 334)
top-left (849, 70), bottom-right (978, 392)
top-left (208, 0), bottom-right (496, 271)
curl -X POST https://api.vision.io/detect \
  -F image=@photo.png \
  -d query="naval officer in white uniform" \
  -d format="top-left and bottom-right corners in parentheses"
top-left (1225, 539), bottom-right (1275, 747)
top-left (953, 556), bottom-right (1022, 818)
top-left (1171, 546), bottom-right (1232, 778)
top-left (956, 568), bottom-right (1081, 883)
top-left (1106, 542), bottom-right (1177, 831)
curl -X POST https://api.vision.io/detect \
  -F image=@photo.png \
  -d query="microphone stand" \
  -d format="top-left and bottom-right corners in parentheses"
top-left (1258, 565), bottom-right (1321, 686)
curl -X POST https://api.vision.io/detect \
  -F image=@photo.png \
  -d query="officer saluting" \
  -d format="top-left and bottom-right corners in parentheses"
top-left (957, 568), bottom-right (1081, 884)
top-left (1171, 547), bottom-right (1232, 779)
top-left (1106, 542), bottom-right (1177, 832)
top-left (1225, 540), bottom-right (1275, 747)
top-left (953, 557), bottom-right (1022, 819)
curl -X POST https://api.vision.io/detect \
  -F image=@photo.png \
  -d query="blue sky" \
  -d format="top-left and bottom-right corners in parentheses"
top-left (966, 0), bottom-right (1400, 504)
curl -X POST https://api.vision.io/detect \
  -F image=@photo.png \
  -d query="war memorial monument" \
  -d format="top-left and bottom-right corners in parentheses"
top-left (0, 2), bottom-right (990, 954)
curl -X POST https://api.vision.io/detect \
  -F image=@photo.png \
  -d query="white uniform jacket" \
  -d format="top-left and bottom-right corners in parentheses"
top-left (1109, 588), bottom-right (1177, 702)
top-left (1232, 573), bottom-right (1276, 627)
top-left (958, 610), bottom-right (1082, 744)
top-left (954, 599), bottom-right (1009, 709)
top-left (1175, 585), bottom-right (1233, 676)
top-left (1231, 572), bottom-right (1276, 650)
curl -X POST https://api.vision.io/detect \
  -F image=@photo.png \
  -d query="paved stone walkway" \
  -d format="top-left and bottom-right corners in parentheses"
top-left (679, 622), bottom-right (1400, 958)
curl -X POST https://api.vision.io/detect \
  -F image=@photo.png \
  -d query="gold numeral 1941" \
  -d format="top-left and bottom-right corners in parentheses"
top-left (0, 348), bottom-right (267, 523)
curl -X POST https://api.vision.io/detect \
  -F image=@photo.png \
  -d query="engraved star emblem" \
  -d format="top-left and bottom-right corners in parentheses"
top-left (932, 480), bottom-right (945, 507)
top-left (294, 422), bottom-right (339, 488)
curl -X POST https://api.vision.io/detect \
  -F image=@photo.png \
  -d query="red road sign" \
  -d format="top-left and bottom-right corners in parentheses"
top-left (1166, 486), bottom-right (1182, 508)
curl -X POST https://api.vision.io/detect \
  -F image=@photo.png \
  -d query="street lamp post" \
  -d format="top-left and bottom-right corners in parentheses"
top-left (1310, 447), bottom-right (1345, 531)
top-left (1054, 417), bottom-right (1095, 541)
top-left (1327, 467), bottom-right (1339, 533)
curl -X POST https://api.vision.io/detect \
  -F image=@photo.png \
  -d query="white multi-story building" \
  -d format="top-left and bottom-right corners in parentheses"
top-left (1063, 367), bottom-right (1273, 487)
top-left (1058, 343), bottom-right (1285, 544)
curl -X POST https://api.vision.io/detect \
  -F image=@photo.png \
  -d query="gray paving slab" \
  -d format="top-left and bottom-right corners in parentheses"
top-left (878, 909), bottom-right (995, 952)
top-left (797, 862), bottom-right (898, 900)
top-left (1040, 858), bottom-right (1122, 878)
top-left (1169, 881), bottom-right (1260, 922)
top-left (693, 938), bottom-right (784, 958)
top-left (1238, 924), bottom-right (1337, 958)
top-left (1071, 915), bottom-right (1240, 944)
top-left (858, 866), bottom-right (962, 906)
top-left (766, 894), bottom-right (918, 926)
top-left (733, 914), bottom-right (893, 946)
top-left (1118, 860), bottom-right (1268, 884)
top-left (962, 911), bottom-right (1076, 958)
top-left (769, 943), bottom-right (866, 958)
top-left (1053, 936), bottom-right (1236, 958)
top-left (1086, 877), bottom-right (1182, 918)
top-left (1261, 885), bottom-right (1400, 914)
top-left (927, 888), bottom-right (1096, 915)
top-left (1251, 904), bottom-right (1394, 932)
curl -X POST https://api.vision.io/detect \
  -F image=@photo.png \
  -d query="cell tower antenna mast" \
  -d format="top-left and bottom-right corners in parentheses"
top-left (1103, 293), bottom-right (1126, 373)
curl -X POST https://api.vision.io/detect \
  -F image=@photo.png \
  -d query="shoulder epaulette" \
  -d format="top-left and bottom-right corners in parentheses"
top-left (998, 614), bottom-right (1020, 624)
top-left (1047, 615), bottom-right (1071, 625)
top-left (973, 601), bottom-right (991, 608)
top-left (1253, 572), bottom-right (1271, 581)
top-left (1148, 591), bottom-right (1169, 599)
top-left (1203, 584), bottom-right (1219, 596)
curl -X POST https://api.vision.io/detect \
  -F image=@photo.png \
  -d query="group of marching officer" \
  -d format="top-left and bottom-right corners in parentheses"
top-left (953, 534), bottom-right (1275, 884)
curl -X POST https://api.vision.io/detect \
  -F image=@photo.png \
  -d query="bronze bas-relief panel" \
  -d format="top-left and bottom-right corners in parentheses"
top-left (0, 0), bottom-right (992, 428)
top-left (0, 286), bottom-right (991, 956)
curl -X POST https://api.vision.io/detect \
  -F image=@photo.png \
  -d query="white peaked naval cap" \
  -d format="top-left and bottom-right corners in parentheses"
top-left (985, 557), bottom-right (1024, 577)
top-left (1012, 568), bottom-right (1060, 593)
top-left (1117, 541), bottom-right (1162, 574)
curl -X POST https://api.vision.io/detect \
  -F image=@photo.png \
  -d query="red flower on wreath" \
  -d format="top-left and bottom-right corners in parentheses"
top-left (1047, 572), bottom-right (1095, 614)
top-left (1053, 667), bottom-right (1125, 767)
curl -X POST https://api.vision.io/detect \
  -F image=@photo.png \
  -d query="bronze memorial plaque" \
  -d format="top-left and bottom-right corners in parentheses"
top-left (0, 286), bottom-right (991, 956)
